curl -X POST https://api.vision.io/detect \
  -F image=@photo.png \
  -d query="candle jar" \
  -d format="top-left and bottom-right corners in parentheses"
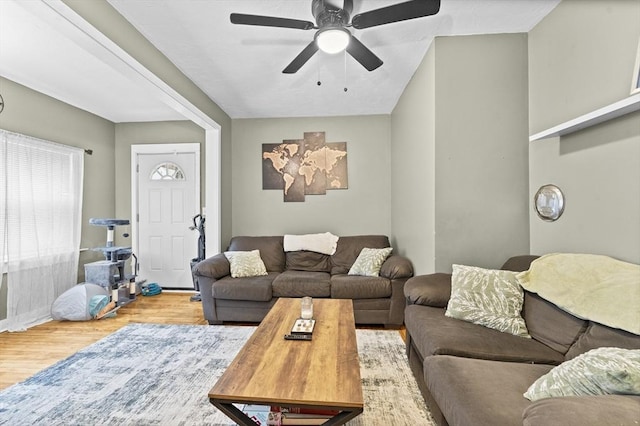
top-left (301, 296), bottom-right (313, 319)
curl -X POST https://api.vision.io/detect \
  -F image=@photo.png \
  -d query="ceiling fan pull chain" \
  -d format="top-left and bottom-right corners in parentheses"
top-left (317, 57), bottom-right (322, 86)
top-left (343, 50), bottom-right (348, 92)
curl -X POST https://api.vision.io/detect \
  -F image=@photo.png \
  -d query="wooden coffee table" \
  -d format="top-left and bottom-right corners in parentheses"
top-left (208, 298), bottom-right (364, 425)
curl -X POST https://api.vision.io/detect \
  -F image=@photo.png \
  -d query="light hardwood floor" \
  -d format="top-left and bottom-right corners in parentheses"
top-left (0, 293), bottom-right (405, 391)
top-left (0, 292), bottom-right (206, 390)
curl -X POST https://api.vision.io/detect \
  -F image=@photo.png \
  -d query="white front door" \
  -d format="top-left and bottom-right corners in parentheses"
top-left (134, 144), bottom-right (200, 289)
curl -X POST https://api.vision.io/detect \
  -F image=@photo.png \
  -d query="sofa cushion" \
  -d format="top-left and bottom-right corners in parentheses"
top-left (522, 395), bottom-right (640, 426)
top-left (330, 235), bottom-right (390, 275)
top-left (565, 321), bottom-right (640, 360)
top-left (224, 250), bottom-right (268, 278)
top-left (330, 274), bottom-right (391, 299)
top-left (272, 270), bottom-right (331, 298)
top-left (285, 251), bottom-right (331, 272)
top-left (523, 292), bottom-right (588, 355)
top-left (227, 236), bottom-right (285, 272)
top-left (212, 272), bottom-right (276, 302)
top-left (348, 247), bottom-right (393, 277)
top-left (424, 355), bottom-right (553, 426)
top-left (405, 304), bottom-right (564, 364)
top-left (445, 265), bottom-right (530, 338)
top-left (524, 347), bottom-right (640, 401)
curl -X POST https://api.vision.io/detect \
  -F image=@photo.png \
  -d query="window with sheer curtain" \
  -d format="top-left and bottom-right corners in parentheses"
top-left (0, 129), bottom-right (84, 331)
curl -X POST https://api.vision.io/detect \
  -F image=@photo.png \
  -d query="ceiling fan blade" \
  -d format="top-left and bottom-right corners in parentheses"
top-left (351, 0), bottom-right (440, 29)
top-left (346, 35), bottom-right (383, 71)
top-left (230, 13), bottom-right (315, 30)
top-left (283, 41), bottom-right (319, 74)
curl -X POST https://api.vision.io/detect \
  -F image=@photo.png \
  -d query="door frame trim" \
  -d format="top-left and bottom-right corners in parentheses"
top-left (131, 143), bottom-right (201, 278)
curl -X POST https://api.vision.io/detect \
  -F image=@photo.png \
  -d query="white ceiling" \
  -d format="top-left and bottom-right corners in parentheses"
top-left (0, 0), bottom-right (560, 122)
top-left (0, 0), bottom-right (186, 123)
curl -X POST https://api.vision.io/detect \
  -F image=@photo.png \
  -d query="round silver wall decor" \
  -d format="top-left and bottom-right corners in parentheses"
top-left (534, 184), bottom-right (565, 221)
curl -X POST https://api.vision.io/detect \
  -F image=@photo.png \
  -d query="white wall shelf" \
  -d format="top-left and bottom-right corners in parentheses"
top-left (529, 93), bottom-right (640, 142)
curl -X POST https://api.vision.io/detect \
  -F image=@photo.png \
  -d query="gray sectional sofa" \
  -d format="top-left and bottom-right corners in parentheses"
top-left (192, 235), bottom-right (413, 326)
top-left (404, 255), bottom-right (640, 426)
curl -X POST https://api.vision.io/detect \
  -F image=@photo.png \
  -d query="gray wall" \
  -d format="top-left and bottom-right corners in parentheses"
top-left (113, 121), bottom-right (206, 247)
top-left (391, 34), bottom-right (531, 274)
top-left (434, 34), bottom-right (530, 272)
top-left (390, 44), bottom-right (437, 271)
top-left (230, 115), bottom-right (391, 240)
top-left (528, 0), bottom-right (640, 263)
top-left (0, 77), bottom-right (116, 319)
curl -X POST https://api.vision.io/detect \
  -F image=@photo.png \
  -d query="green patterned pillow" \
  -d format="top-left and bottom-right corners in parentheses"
top-left (445, 264), bottom-right (530, 338)
top-left (223, 250), bottom-right (268, 278)
top-left (524, 347), bottom-right (640, 401)
top-left (348, 247), bottom-right (393, 277)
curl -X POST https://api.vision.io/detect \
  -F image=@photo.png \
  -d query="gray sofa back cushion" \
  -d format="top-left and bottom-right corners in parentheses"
top-left (523, 292), bottom-right (588, 354)
top-left (565, 321), bottom-right (640, 360)
top-left (227, 236), bottom-right (285, 272)
top-left (272, 270), bottom-right (331, 297)
top-left (331, 275), bottom-right (392, 299)
top-left (285, 251), bottom-right (331, 272)
top-left (330, 235), bottom-right (390, 275)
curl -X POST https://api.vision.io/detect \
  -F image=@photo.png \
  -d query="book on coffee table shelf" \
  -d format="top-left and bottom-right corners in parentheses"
top-left (268, 406), bottom-right (338, 425)
top-left (290, 318), bottom-right (315, 335)
top-left (267, 411), bottom-right (332, 425)
top-left (270, 405), bottom-right (339, 416)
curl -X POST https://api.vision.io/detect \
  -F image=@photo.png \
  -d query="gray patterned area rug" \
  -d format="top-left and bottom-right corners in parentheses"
top-left (0, 323), bottom-right (433, 425)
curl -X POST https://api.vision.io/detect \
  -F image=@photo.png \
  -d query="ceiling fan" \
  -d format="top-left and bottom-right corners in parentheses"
top-left (230, 0), bottom-right (441, 74)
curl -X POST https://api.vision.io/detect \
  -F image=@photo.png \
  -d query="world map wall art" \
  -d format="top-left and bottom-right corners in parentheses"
top-left (262, 131), bottom-right (348, 202)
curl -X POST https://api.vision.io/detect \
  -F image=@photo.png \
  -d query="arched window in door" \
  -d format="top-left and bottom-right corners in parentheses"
top-left (150, 162), bottom-right (185, 180)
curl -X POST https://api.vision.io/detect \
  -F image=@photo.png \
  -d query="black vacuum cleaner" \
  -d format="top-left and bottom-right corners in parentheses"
top-left (189, 214), bottom-right (205, 302)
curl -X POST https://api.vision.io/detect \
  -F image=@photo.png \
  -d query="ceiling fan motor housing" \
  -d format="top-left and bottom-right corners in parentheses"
top-left (312, 0), bottom-right (351, 29)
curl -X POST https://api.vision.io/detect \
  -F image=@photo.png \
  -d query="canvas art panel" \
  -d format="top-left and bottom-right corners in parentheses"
top-left (262, 132), bottom-right (348, 202)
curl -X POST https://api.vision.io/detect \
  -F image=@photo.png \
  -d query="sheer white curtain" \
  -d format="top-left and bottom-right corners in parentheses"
top-left (0, 129), bottom-right (84, 331)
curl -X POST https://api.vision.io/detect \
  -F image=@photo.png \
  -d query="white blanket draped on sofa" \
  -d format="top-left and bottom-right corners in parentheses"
top-left (283, 232), bottom-right (339, 255)
top-left (517, 253), bottom-right (640, 335)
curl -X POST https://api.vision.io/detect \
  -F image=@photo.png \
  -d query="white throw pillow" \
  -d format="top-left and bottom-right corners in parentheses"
top-left (348, 247), bottom-right (393, 277)
top-left (223, 250), bottom-right (268, 278)
top-left (524, 347), bottom-right (640, 401)
top-left (445, 264), bottom-right (530, 338)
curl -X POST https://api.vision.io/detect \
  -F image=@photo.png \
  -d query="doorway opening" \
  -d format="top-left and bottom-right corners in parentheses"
top-left (131, 143), bottom-right (200, 289)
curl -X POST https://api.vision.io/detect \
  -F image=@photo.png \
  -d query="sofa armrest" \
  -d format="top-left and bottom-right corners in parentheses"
top-left (192, 253), bottom-right (230, 280)
top-left (501, 254), bottom-right (539, 272)
top-left (404, 273), bottom-right (452, 308)
top-left (379, 255), bottom-right (414, 280)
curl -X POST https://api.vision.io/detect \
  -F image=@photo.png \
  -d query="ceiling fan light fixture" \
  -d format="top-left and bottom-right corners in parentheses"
top-left (316, 27), bottom-right (350, 54)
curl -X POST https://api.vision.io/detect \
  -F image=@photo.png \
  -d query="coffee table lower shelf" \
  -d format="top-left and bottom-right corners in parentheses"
top-left (209, 398), bottom-right (363, 426)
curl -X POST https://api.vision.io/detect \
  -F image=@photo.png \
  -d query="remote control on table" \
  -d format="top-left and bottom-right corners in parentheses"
top-left (284, 334), bottom-right (312, 341)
